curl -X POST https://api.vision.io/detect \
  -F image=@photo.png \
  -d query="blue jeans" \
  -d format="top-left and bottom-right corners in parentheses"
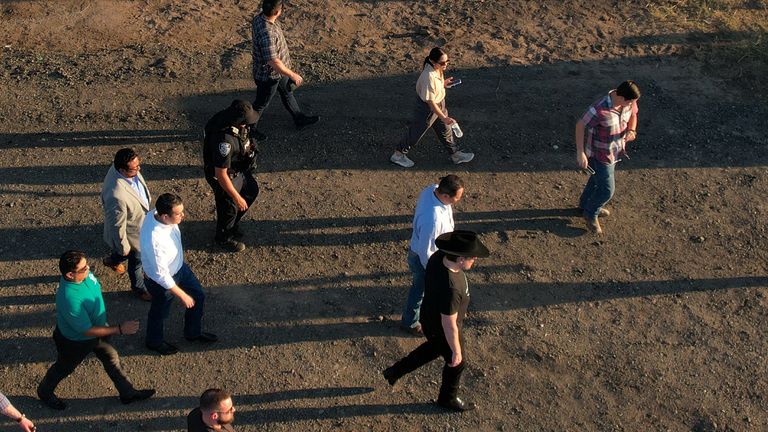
top-left (401, 250), bottom-right (426, 328)
top-left (109, 250), bottom-right (147, 294)
top-left (579, 157), bottom-right (616, 219)
top-left (144, 263), bottom-right (205, 346)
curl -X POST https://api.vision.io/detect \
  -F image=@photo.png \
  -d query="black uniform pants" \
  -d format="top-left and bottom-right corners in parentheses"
top-left (38, 327), bottom-right (135, 398)
top-left (206, 172), bottom-right (259, 242)
top-left (386, 331), bottom-right (466, 402)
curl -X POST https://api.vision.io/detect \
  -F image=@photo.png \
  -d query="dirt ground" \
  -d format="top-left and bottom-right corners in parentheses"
top-left (1, 0), bottom-right (767, 431)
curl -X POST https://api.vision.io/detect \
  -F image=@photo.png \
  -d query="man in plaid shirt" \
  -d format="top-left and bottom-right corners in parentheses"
top-left (575, 80), bottom-right (641, 234)
top-left (251, 0), bottom-right (318, 139)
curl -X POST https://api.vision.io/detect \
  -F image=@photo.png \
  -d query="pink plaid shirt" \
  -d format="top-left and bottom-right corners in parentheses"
top-left (581, 92), bottom-right (639, 163)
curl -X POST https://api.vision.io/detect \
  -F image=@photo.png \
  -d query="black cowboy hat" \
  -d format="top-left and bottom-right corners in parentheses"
top-left (435, 230), bottom-right (490, 258)
top-left (228, 99), bottom-right (260, 125)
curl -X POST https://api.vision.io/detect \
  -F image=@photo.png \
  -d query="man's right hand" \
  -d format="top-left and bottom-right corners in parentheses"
top-left (180, 292), bottom-right (195, 309)
top-left (235, 195), bottom-right (248, 211)
top-left (120, 320), bottom-right (140, 335)
top-left (291, 73), bottom-right (304, 87)
top-left (449, 350), bottom-right (463, 367)
top-left (442, 116), bottom-right (456, 126)
top-left (19, 417), bottom-right (35, 432)
top-left (577, 152), bottom-right (588, 170)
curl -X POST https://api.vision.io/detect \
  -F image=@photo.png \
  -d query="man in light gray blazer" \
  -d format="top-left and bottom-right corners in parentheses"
top-left (101, 148), bottom-right (152, 301)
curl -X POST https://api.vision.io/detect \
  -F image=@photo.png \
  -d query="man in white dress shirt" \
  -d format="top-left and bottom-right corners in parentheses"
top-left (140, 193), bottom-right (218, 355)
top-left (400, 175), bottom-right (464, 335)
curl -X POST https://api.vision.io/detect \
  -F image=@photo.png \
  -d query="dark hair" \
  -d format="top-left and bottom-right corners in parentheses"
top-left (616, 80), bottom-right (641, 100)
top-left (436, 174), bottom-right (464, 197)
top-left (155, 193), bottom-right (183, 216)
top-left (423, 47), bottom-right (446, 68)
top-left (262, 0), bottom-right (283, 16)
top-left (200, 388), bottom-right (232, 412)
top-left (114, 148), bottom-right (139, 171)
top-left (59, 250), bottom-right (86, 276)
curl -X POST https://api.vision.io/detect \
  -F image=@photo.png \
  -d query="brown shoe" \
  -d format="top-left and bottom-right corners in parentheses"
top-left (103, 256), bottom-right (126, 275)
top-left (585, 216), bottom-right (603, 234)
top-left (400, 324), bottom-right (424, 337)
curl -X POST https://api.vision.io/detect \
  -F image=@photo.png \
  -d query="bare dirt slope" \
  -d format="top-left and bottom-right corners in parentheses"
top-left (1, 1), bottom-right (767, 431)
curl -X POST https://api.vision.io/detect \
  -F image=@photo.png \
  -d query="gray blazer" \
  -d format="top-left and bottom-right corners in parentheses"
top-left (101, 165), bottom-right (151, 255)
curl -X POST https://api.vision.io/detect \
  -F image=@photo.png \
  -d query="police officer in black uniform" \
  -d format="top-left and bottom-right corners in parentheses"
top-left (203, 100), bottom-right (261, 252)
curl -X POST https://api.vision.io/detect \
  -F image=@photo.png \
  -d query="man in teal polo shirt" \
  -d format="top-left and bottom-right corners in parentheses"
top-left (37, 250), bottom-right (155, 410)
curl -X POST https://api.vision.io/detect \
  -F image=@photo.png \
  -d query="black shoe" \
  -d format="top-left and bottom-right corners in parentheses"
top-left (185, 332), bottom-right (218, 343)
top-left (382, 367), bottom-right (398, 386)
top-left (38, 393), bottom-right (67, 410)
top-left (120, 389), bottom-right (156, 405)
top-left (250, 128), bottom-right (267, 141)
top-left (146, 342), bottom-right (179, 355)
top-left (216, 238), bottom-right (245, 253)
top-left (295, 114), bottom-right (319, 130)
top-left (437, 397), bottom-right (476, 412)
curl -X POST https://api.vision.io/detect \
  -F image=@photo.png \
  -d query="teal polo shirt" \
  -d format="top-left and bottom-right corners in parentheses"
top-left (56, 272), bottom-right (108, 341)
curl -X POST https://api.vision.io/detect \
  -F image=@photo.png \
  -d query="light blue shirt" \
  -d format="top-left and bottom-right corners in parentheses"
top-left (409, 184), bottom-right (454, 268)
top-left (118, 172), bottom-right (149, 208)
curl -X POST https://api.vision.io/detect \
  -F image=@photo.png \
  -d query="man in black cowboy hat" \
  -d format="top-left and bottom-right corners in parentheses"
top-left (203, 100), bottom-right (261, 253)
top-left (383, 230), bottom-right (489, 412)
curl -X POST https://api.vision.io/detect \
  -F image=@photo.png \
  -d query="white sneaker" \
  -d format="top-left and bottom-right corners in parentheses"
top-left (451, 151), bottom-right (474, 164)
top-left (390, 151), bottom-right (415, 168)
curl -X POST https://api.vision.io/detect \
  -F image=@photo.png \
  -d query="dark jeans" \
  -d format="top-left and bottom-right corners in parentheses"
top-left (579, 157), bottom-right (616, 219)
top-left (144, 263), bottom-right (206, 346)
top-left (386, 331), bottom-right (466, 401)
top-left (252, 76), bottom-right (303, 125)
top-left (109, 250), bottom-right (147, 293)
top-left (205, 173), bottom-right (260, 242)
top-left (38, 327), bottom-right (134, 398)
top-left (397, 96), bottom-right (458, 155)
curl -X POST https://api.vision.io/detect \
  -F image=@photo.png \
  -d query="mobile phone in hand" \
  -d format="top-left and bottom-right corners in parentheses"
top-left (447, 78), bottom-right (462, 88)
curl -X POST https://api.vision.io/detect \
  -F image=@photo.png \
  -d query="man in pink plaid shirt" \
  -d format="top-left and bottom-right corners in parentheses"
top-left (575, 80), bottom-right (641, 234)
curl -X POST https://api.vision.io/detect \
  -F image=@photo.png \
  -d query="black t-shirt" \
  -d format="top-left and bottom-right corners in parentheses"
top-left (419, 250), bottom-right (470, 337)
top-left (187, 407), bottom-right (235, 432)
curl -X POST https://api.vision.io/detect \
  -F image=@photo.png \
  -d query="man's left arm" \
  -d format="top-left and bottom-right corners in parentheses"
top-left (0, 392), bottom-right (36, 432)
top-left (625, 102), bottom-right (639, 142)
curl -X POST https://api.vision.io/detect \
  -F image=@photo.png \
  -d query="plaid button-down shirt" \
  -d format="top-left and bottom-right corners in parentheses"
top-left (251, 14), bottom-right (291, 81)
top-left (581, 92), bottom-right (639, 163)
top-left (0, 392), bottom-right (11, 411)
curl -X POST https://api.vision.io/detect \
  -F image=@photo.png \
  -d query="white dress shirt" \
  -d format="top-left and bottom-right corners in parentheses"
top-left (140, 210), bottom-right (184, 290)
top-left (409, 184), bottom-right (454, 268)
